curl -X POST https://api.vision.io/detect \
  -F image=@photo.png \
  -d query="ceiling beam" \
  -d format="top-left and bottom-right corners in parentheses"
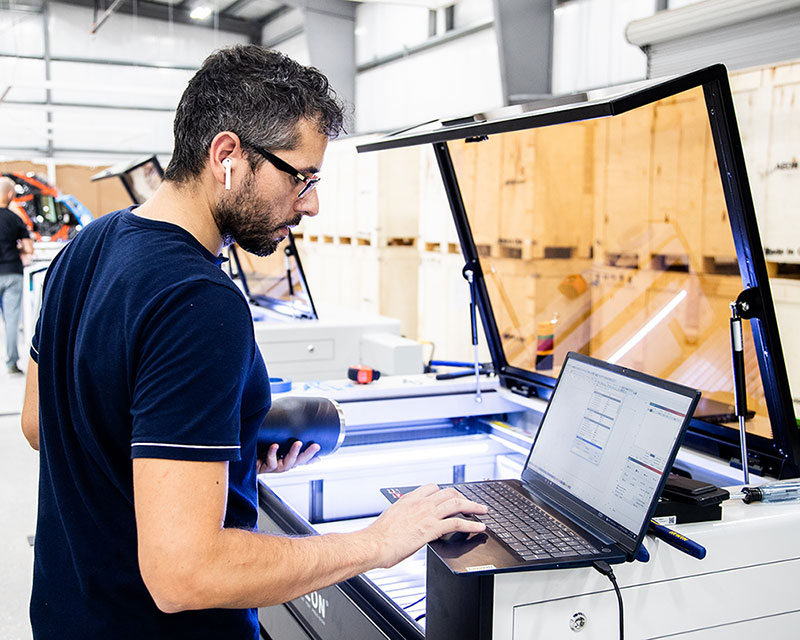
top-left (259, 3), bottom-right (292, 25)
top-left (223, 0), bottom-right (260, 17)
top-left (58, 0), bottom-right (263, 41)
top-left (492, 0), bottom-right (553, 105)
top-left (0, 51), bottom-right (198, 72)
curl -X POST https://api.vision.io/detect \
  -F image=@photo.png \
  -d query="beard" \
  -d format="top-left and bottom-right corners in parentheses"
top-left (212, 169), bottom-right (301, 257)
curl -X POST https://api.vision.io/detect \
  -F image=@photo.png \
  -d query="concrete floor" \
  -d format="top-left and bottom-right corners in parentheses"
top-left (0, 323), bottom-right (36, 640)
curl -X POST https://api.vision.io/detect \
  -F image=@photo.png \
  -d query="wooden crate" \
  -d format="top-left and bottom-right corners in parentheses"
top-left (468, 134), bottom-right (504, 249)
top-left (353, 145), bottom-right (421, 247)
top-left (730, 66), bottom-right (772, 233)
top-left (594, 103), bottom-right (654, 265)
top-left (762, 63), bottom-right (800, 262)
top-left (447, 138), bottom-right (479, 238)
top-left (701, 127), bottom-right (734, 260)
top-left (418, 144), bottom-right (459, 253)
top-left (531, 121), bottom-right (596, 260)
top-left (482, 257), bottom-right (536, 358)
top-left (1, 160), bottom-right (48, 177)
top-left (55, 164), bottom-right (131, 217)
top-left (498, 129), bottom-right (536, 252)
top-left (480, 256), bottom-right (594, 374)
top-left (314, 137), bottom-right (358, 240)
top-left (358, 245), bottom-right (420, 339)
top-left (417, 251), bottom-right (491, 363)
top-left (2, 161), bottom-right (131, 218)
top-left (649, 88), bottom-right (708, 273)
top-left (771, 278), bottom-right (800, 413)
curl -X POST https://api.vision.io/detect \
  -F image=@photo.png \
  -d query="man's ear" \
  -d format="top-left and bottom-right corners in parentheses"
top-left (209, 131), bottom-right (241, 191)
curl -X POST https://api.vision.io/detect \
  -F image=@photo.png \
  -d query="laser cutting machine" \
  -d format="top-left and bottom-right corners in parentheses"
top-left (255, 65), bottom-right (800, 639)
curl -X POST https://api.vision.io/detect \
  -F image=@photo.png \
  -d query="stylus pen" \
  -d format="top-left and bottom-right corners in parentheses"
top-left (435, 369), bottom-right (490, 381)
top-left (649, 521), bottom-right (707, 560)
top-left (429, 360), bottom-right (476, 368)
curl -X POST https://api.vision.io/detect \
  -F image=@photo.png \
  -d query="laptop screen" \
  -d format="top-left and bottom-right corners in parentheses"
top-left (523, 353), bottom-right (698, 543)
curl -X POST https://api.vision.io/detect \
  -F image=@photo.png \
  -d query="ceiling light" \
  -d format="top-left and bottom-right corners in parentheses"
top-left (190, 5), bottom-right (212, 20)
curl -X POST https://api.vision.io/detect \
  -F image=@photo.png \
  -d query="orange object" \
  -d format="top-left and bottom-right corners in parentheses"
top-left (347, 365), bottom-right (381, 384)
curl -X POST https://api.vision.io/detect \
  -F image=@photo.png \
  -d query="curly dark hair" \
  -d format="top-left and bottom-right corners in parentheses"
top-left (164, 45), bottom-right (345, 184)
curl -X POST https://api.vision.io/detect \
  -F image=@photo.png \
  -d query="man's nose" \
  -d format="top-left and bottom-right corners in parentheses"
top-left (295, 188), bottom-right (319, 218)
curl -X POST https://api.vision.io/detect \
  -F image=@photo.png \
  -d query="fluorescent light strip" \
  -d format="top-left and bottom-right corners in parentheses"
top-left (262, 440), bottom-right (492, 479)
top-left (608, 289), bottom-right (688, 364)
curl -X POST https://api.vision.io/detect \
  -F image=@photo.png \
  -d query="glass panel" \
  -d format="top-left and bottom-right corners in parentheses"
top-left (450, 85), bottom-right (773, 441)
top-left (120, 159), bottom-right (163, 203)
top-left (234, 243), bottom-right (316, 320)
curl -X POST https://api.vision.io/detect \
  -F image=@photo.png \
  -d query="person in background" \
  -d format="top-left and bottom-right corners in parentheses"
top-left (20, 45), bottom-right (486, 640)
top-left (0, 175), bottom-right (33, 376)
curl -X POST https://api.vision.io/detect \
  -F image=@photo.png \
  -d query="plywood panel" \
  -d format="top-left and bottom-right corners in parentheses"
top-left (498, 130), bottom-right (536, 252)
top-left (701, 128), bottom-right (734, 259)
top-left (1, 160), bottom-right (48, 178)
top-left (763, 81), bottom-right (800, 260)
top-left (533, 121), bottom-right (596, 258)
top-left (470, 134), bottom-right (503, 249)
top-left (650, 88), bottom-right (707, 272)
top-left (597, 103), bottom-right (654, 263)
top-left (58, 164), bottom-right (134, 218)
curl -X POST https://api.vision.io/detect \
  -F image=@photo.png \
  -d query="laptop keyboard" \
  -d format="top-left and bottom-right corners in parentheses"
top-left (454, 482), bottom-right (599, 562)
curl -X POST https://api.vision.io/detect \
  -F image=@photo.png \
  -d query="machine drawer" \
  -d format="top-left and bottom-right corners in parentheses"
top-left (259, 338), bottom-right (335, 363)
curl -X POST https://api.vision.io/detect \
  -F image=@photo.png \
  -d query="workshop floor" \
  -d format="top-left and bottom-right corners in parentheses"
top-left (0, 323), bottom-right (36, 640)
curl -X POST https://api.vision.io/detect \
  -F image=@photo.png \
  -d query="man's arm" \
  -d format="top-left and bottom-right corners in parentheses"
top-left (21, 358), bottom-right (39, 450)
top-left (19, 237), bottom-right (34, 255)
top-left (134, 457), bottom-right (486, 613)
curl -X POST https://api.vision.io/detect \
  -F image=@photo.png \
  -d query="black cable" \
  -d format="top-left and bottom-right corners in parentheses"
top-left (593, 560), bottom-right (623, 640)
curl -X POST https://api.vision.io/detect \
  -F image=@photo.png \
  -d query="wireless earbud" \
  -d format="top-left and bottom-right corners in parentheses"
top-left (222, 158), bottom-right (232, 190)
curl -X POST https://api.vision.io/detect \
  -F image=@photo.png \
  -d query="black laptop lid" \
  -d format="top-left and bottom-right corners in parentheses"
top-left (521, 352), bottom-right (700, 556)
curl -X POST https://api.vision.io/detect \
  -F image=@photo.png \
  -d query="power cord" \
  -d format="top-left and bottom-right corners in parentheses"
top-left (593, 560), bottom-right (623, 640)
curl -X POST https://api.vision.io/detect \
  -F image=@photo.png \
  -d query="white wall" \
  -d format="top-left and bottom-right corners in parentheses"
top-left (262, 7), bottom-right (309, 65)
top-left (552, 0), bottom-right (654, 95)
top-left (355, 3), bottom-right (431, 66)
top-left (355, 5), bottom-right (502, 132)
top-left (0, 2), bottom-right (246, 162)
top-left (1, 0), bottom-right (661, 161)
top-left (454, 0), bottom-right (494, 28)
top-left (272, 32), bottom-right (311, 67)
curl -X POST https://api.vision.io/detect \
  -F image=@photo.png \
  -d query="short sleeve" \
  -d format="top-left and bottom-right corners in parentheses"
top-left (31, 313), bottom-right (41, 363)
top-left (31, 266), bottom-right (52, 363)
top-left (16, 216), bottom-right (30, 241)
top-left (130, 281), bottom-right (256, 462)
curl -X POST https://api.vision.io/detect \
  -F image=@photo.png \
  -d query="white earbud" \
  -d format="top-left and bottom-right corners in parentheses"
top-left (222, 158), bottom-right (232, 190)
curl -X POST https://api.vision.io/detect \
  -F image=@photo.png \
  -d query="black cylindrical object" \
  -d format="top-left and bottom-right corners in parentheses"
top-left (257, 396), bottom-right (345, 459)
top-left (730, 316), bottom-right (748, 417)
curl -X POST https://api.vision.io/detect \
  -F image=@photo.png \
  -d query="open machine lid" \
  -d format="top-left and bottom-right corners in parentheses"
top-left (358, 64), bottom-right (800, 478)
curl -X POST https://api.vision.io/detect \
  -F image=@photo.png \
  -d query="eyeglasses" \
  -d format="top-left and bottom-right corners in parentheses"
top-left (243, 141), bottom-right (320, 199)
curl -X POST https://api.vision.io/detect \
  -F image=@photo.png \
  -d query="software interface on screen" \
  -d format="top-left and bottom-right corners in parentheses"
top-left (526, 358), bottom-right (693, 536)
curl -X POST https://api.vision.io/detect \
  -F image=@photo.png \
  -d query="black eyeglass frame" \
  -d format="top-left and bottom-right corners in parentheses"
top-left (242, 141), bottom-right (320, 199)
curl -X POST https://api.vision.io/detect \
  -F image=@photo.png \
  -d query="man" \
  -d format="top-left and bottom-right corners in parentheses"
top-left (0, 176), bottom-right (33, 375)
top-left (21, 45), bottom-right (486, 639)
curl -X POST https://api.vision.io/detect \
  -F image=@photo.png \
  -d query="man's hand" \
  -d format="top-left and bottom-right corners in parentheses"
top-left (364, 484), bottom-right (488, 568)
top-left (257, 440), bottom-right (320, 473)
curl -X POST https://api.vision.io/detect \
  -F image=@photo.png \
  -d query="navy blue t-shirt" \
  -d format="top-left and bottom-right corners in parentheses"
top-left (30, 208), bottom-right (270, 639)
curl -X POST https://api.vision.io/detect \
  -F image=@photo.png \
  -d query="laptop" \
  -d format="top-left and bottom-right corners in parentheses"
top-left (382, 352), bottom-right (700, 575)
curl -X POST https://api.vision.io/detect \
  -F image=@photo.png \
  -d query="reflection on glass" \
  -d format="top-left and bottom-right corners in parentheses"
top-left (120, 159), bottom-right (165, 204)
top-left (451, 86), bottom-right (771, 440)
top-left (230, 240), bottom-right (316, 320)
